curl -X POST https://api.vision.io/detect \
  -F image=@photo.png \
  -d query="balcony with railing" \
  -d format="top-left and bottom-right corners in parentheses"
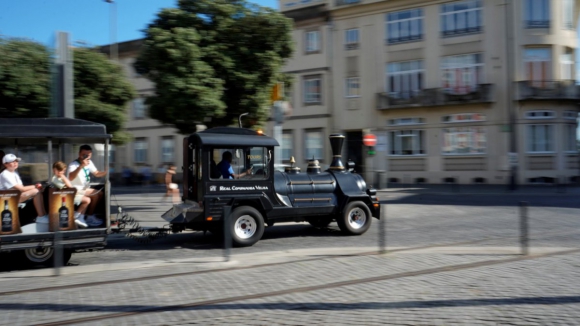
top-left (516, 80), bottom-right (580, 101)
top-left (377, 84), bottom-right (494, 110)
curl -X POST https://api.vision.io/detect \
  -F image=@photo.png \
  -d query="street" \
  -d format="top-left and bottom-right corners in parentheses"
top-left (72, 188), bottom-right (580, 266)
top-left (1, 187), bottom-right (580, 325)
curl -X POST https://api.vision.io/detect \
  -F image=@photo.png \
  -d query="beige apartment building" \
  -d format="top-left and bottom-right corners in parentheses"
top-left (278, 0), bottom-right (580, 185)
top-left (103, 0), bottom-right (579, 186)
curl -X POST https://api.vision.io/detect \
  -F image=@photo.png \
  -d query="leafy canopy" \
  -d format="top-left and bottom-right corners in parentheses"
top-left (134, 0), bottom-right (293, 134)
top-left (0, 38), bottom-right (136, 144)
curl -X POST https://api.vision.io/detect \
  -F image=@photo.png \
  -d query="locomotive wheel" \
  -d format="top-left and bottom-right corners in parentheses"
top-left (337, 201), bottom-right (372, 235)
top-left (229, 206), bottom-right (265, 247)
top-left (308, 217), bottom-right (332, 228)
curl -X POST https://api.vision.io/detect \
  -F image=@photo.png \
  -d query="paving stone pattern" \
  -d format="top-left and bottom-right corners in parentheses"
top-left (2, 250), bottom-right (580, 325)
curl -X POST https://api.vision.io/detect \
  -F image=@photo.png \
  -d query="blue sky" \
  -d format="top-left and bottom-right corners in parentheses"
top-left (0, 0), bottom-right (278, 47)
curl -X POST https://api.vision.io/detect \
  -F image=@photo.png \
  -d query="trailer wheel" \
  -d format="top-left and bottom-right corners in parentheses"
top-left (337, 201), bottom-right (372, 235)
top-left (22, 248), bottom-right (72, 267)
top-left (308, 217), bottom-right (332, 228)
top-left (229, 206), bottom-right (264, 247)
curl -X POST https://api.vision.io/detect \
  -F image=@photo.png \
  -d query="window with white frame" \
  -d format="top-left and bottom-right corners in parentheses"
top-left (524, 48), bottom-right (552, 87)
top-left (561, 50), bottom-right (574, 81)
top-left (389, 130), bottom-right (425, 155)
top-left (303, 76), bottom-right (322, 104)
top-left (345, 29), bottom-right (359, 49)
top-left (305, 30), bottom-right (320, 53)
top-left (387, 60), bottom-right (423, 99)
top-left (441, 0), bottom-right (482, 37)
top-left (564, 124), bottom-right (577, 152)
top-left (134, 138), bottom-right (148, 163)
top-left (282, 131), bottom-right (293, 161)
top-left (305, 130), bottom-right (323, 160)
top-left (525, 0), bottom-right (550, 28)
top-left (345, 77), bottom-right (360, 97)
top-left (441, 53), bottom-right (483, 94)
top-left (161, 136), bottom-right (174, 163)
top-left (442, 127), bottom-right (486, 154)
top-left (525, 110), bottom-right (555, 119)
top-left (133, 97), bottom-right (146, 119)
top-left (386, 9), bottom-right (423, 44)
top-left (563, 0), bottom-right (574, 29)
top-left (527, 124), bottom-right (554, 152)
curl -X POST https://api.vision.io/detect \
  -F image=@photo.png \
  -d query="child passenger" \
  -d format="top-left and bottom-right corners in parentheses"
top-left (50, 161), bottom-right (90, 228)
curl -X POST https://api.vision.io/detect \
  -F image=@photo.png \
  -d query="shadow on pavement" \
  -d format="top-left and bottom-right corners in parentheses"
top-left (2, 295), bottom-right (580, 313)
top-left (384, 192), bottom-right (580, 209)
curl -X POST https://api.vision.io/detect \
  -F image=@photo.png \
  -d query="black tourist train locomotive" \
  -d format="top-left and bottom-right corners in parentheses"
top-left (162, 127), bottom-right (381, 247)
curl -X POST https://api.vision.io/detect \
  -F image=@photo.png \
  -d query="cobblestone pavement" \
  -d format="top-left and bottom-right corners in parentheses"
top-left (1, 246), bottom-right (579, 325)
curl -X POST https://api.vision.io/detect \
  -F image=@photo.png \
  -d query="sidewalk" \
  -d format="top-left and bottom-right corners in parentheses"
top-left (2, 245), bottom-right (580, 325)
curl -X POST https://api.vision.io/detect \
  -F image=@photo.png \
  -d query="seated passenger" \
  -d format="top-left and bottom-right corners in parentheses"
top-left (216, 151), bottom-right (251, 179)
top-left (0, 154), bottom-right (48, 223)
top-left (50, 161), bottom-right (91, 228)
top-left (68, 145), bottom-right (107, 227)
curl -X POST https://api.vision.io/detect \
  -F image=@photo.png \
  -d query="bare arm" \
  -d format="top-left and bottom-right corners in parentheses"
top-left (12, 184), bottom-right (36, 192)
top-left (93, 170), bottom-right (107, 178)
top-left (68, 164), bottom-right (83, 181)
top-left (61, 175), bottom-right (73, 188)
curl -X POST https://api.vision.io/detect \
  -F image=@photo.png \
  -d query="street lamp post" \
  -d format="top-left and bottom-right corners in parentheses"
top-left (105, 0), bottom-right (117, 61)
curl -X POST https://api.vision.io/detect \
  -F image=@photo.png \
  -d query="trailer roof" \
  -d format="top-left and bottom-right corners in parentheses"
top-left (190, 127), bottom-right (279, 147)
top-left (0, 118), bottom-right (112, 144)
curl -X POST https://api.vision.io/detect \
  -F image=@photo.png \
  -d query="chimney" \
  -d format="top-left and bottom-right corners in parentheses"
top-left (328, 134), bottom-right (345, 170)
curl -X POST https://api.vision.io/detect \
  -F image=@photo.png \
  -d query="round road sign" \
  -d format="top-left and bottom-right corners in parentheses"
top-left (363, 134), bottom-right (377, 147)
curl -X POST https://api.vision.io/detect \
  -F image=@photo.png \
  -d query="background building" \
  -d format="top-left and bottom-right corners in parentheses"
top-left (278, 0), bottom-right (580, 185)
top-left (103, 0), bottom-right (579, 186)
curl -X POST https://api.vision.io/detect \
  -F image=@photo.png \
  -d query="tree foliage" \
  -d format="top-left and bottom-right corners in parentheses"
top-left (0, 38), bottom-right (135, 144)
top-left (0, 38), bottom-right (51, 118)
top-left (73, 48), bottom-right (136, 144)
top-left (134, 0), bottom-right (293, 134)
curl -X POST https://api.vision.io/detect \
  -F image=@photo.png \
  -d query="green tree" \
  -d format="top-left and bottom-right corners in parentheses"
top-left (0, 38), bottom-right (135, 144)
top-left (0, 38), bottom-right (51, 118)
top-left (73, 47), bottom-right (135, 144)
top-left (134, 0), bottom-right (293, 134)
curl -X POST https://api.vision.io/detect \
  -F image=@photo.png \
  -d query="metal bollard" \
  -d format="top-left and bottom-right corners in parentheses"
top-left (222, 205), bottom-right (232, 262)
top-left (378, 204), bottom-right (386, 254)
top-left (519, 201), bottom-right (529, 256)
top-left (53, 230), bottom-right (63, 276)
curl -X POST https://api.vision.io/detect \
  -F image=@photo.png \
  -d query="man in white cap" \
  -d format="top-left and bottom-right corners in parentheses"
top-left (0, 154), bottom-right (48, 223)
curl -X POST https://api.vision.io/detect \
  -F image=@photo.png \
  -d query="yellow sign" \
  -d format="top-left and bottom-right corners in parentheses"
top-left (271, 83), bottom-right (284, 103)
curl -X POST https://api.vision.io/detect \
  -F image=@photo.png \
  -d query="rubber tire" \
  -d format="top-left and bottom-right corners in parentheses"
top-left (337, 201), bottom-right (372, 235)
top-left (308, 217), bottom-right (332, 228)
top-left (229, 206), bottom-right (265, 247)
top-left (21, 248), bottom-right (73, 267)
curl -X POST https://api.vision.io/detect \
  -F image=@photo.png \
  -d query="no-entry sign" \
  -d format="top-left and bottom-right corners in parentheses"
top-left (363, 134), bottom-right (377, 147)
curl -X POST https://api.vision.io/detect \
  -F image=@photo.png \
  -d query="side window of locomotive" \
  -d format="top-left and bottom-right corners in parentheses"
top-left (210, 148), bottom-right (243, 180)
top-left (209, 147), bottom-right (268, 180)
top-left (247, 147), bottom-right (268, 179)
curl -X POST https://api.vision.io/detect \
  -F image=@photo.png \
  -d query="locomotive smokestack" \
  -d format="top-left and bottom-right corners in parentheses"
top-left (329, 134), bottom-right (345, 170)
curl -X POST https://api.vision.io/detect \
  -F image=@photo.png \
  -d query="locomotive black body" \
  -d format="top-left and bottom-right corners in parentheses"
top-left (162, 127), bottom-right (380, 247)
